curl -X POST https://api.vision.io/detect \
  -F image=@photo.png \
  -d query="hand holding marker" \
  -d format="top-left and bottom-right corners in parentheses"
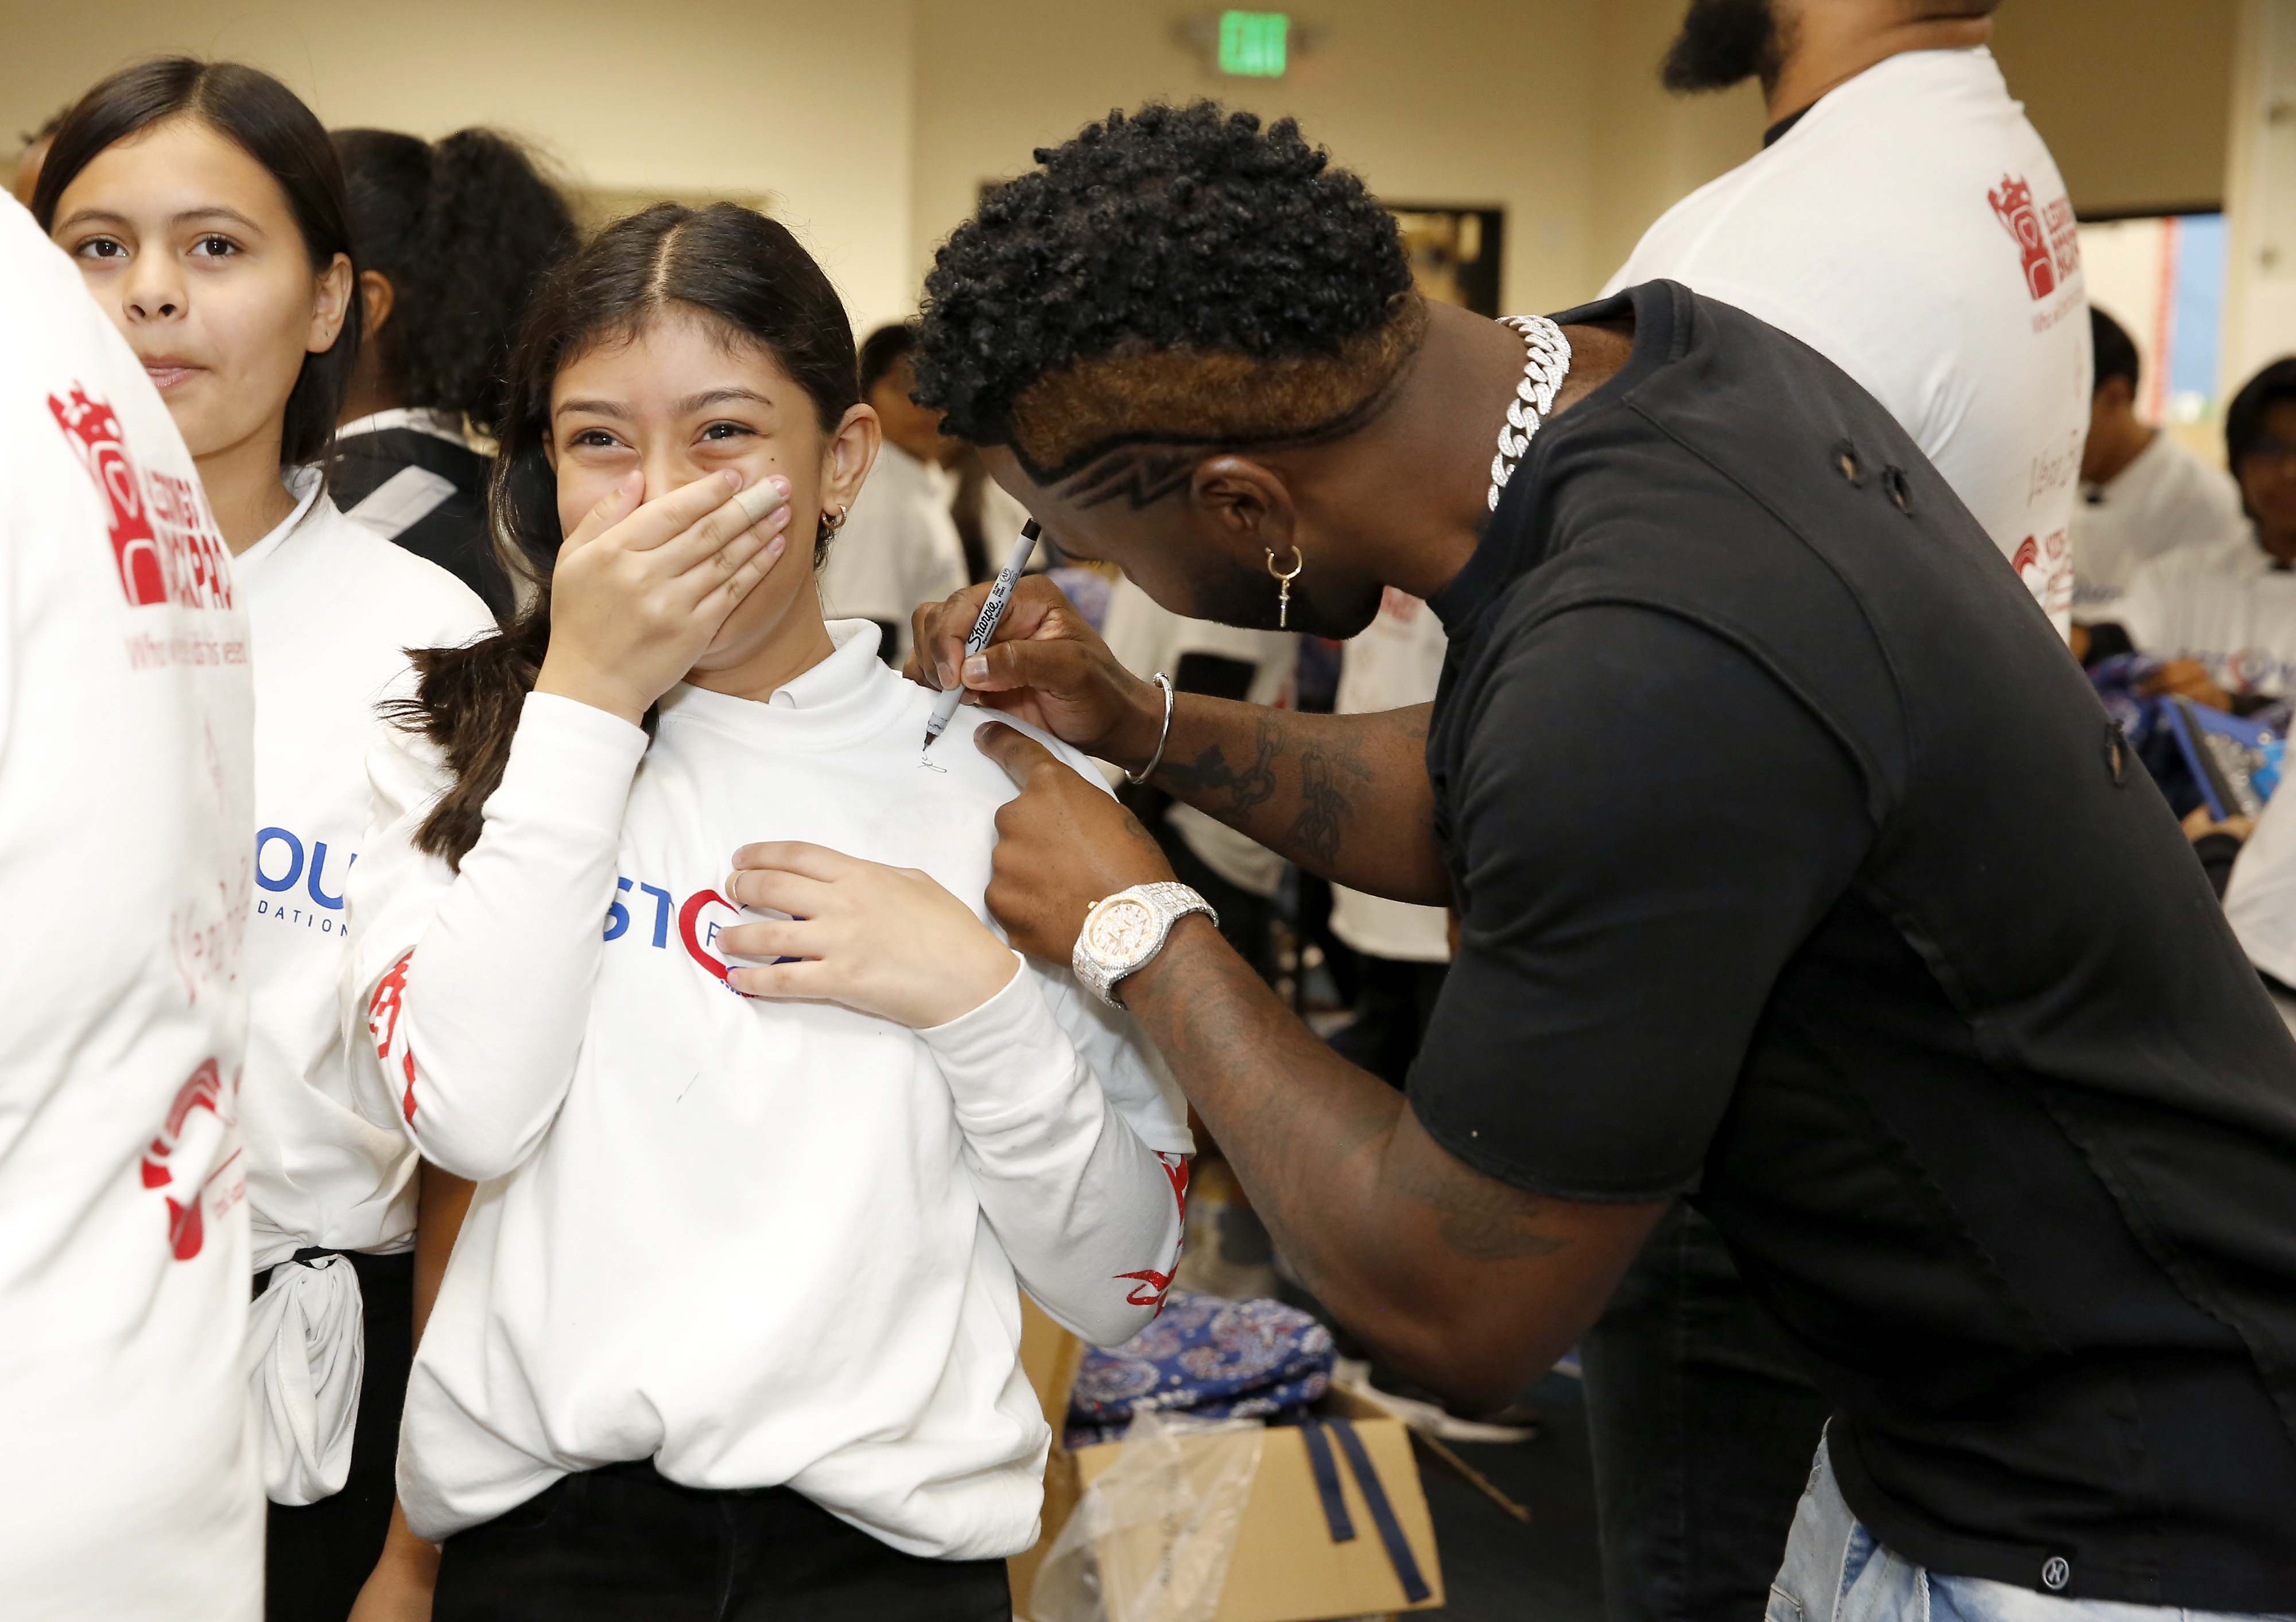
top-left (922, 519), bottom-right (1041, 755)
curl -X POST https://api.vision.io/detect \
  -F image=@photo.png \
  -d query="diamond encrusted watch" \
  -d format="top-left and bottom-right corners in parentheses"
top-left (1072, 882), bottom-right (1219, 1007)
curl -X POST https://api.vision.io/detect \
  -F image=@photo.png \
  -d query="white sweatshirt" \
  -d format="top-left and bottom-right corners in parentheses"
top-left (236, 473), bottom-right (494, 1271)
top-left (1605, 48), bottom-right (2091, 633)
top-left (0, 201), bottom-right (259, 1618)
top-left (346, 622), bottom-right (1190, 1553)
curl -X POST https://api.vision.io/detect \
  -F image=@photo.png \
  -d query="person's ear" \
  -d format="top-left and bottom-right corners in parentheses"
top-left (823, 403), bottom-right (882, 513)
top-left (1191, 456), bottom-right (1296, 550)
top-left (310, 251), bottom-right (354, 355)
top-left (359, 269), bottom-right (395, 337)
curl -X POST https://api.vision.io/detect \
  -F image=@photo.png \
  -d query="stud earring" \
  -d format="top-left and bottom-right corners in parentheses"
top-left (1266, 545), bottom-right (1304, 630)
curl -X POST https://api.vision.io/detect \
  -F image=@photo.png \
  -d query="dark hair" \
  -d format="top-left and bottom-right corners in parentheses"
top-left (34, 58), bottom-right (360, 469)
top-left (394, 201), bottom-right (858, 865)
top-left (859, 323), bottom-right (919, 398)
top-left (912, 102), bottom-right (1417, 484)
top-left (333, 127), bottom-right (576, 434)
top-left (2227, 358), bottom-right (2296, 474)
top-left (2091, 306), bottom-right (2140, 395)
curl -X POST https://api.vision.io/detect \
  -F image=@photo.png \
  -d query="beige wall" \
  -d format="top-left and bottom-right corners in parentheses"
top-left (0, 0), bottom-right (920, 331)
top-left (1991, 0), bottom-right (2237, 217)
top-left (912, 0), bottom-right (1608, 320)
top-left (1, 1), bottom-right (2248, 334)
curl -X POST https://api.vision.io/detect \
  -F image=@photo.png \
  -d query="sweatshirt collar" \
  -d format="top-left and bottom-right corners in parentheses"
top-left (657, 619), bottom-right (904, 747)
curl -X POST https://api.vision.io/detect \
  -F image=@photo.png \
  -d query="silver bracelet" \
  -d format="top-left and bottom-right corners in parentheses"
top-left (1124, 672), bottom-right (1176, 786)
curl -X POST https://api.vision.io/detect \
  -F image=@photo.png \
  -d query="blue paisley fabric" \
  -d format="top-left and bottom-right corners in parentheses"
top-left (1064, 1290), bottom-right (1336, 1448)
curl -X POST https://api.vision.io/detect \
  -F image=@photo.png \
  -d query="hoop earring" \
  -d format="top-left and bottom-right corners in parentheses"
top-left (1266, 545), bottom-right (1304, 630)
top-left (820, 505), bottom-right (848, 536)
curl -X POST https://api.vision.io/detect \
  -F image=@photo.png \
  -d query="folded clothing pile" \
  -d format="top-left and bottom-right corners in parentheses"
top-left (1065, 1290), bottom-right (1336, 1449)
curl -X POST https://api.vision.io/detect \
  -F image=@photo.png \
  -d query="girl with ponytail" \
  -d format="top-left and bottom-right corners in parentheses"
top-left (332, 127), bottom-right (575, 617)
top-left (344, 202), bottom-right (1190, 1617)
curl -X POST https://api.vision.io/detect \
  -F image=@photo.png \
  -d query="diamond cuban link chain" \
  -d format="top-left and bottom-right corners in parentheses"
top-left (1487, 315), bottom-right (1574, 513)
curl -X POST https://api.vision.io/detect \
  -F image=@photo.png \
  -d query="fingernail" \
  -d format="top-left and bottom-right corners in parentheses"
top-left (723, 469), bottom-right (743, 489)
top-left (765, 534), bottom-right (786, 560)
top-left (937, 661), bottom-right (954, 688)
top-left (769, 474), bottom-right (792, 495)
top-left (963, 654), bottom-right (988, 683)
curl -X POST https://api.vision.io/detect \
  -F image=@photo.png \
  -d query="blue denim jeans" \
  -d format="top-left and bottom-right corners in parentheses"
top-left (1769, 1440), bottom-right (2291, 1622)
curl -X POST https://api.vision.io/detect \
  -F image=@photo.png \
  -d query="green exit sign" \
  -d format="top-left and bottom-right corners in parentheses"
top-left (1218, 10), bottom-right (1290, 77)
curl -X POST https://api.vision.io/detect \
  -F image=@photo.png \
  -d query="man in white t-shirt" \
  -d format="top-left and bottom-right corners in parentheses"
top-left (1595, 3), bottom-right (2088, 1616)
top-left (818, 324), bottom-right (968, 663)
top-left (2111, 359), bottom-right (2296, 702)
top-left (1327, 589), bottom-right (1452, 1082)
top-left (2071, 307), bottom-right (2246, 618)
top-left (0, 199), bottom-right (261, 1619)
top-left (1605, 0), bottom-right (2089, 634)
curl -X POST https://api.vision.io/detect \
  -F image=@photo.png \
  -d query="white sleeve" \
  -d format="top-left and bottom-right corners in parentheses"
top-left (2114, 559), bottom-right (2168, 651)
top-left (350, 692), bottom-right (646, 1181)
top-left (2227, 790), bottom-right (2296, 987)
top-left (920, 964), bottom-right (1192, 1349)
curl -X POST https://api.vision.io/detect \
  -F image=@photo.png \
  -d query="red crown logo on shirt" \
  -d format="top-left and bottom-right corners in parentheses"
top-left (1987, 173), bottom-right (2057, 302)
top-left (139, 1058), bottom-right (235, 1260)
top-left (47, 384), bottom-right (169, 606)
top-left (46, 382), bottom-right (234, 612)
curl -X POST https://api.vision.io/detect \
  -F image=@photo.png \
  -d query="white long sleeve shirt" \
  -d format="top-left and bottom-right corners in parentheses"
top-left (0, 200), bottom-right (259, 1619)
top-left (346, 622), bottom-right (1189, 1553)
top-left (236, 474), bottom-right (493, 1270)
top-left (1605, 47), bottom-right (2091, 634)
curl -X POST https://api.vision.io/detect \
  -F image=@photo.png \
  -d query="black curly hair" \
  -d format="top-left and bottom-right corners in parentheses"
top-left (913, 102), bottom-right (1420, 486)
top-left (333, 127), bottom-right (576, 436)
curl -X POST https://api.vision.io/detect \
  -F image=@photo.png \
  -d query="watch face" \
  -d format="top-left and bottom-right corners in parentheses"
top-left (1087, 898), bottom-right (1158, 964)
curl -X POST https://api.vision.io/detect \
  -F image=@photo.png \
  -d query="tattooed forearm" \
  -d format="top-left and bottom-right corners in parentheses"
top-left (1290, 752), bottom-right (1347, 866)
top-left (1159, 713), bottom-right (1280, 814)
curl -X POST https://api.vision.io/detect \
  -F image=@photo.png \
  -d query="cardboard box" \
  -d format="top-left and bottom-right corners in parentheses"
top-left (1009, 1301), bottom-right (1445, 1622)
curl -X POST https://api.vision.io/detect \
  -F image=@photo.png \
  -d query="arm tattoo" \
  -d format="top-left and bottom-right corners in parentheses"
top-left (1160, 713), bottom-right (1279, 814)
top-left (1285, 727), bottom-right (1378, 867)
top-left (1290, 751), bottom-right (1348, 866)
top-left (1396, 1153), bottom-right (1568, 1263)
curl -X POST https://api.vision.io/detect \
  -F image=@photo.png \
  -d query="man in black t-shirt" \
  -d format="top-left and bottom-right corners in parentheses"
top-left (902, 105), bottom-right (2296, 1613)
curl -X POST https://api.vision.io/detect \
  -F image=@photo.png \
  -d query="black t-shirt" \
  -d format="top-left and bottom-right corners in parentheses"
top-left (1418, 281), bottom-right (2296, 1605)
top-left (331, 425), bottom-right (513, 620)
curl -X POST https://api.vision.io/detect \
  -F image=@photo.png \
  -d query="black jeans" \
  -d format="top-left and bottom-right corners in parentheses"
top-left (1579, 1203), bottom-right (1832, 1622)
top-left (261, 1248), bottom-right (416, 1622)
top-left (433, 1459), bottom-right (1013, 1622)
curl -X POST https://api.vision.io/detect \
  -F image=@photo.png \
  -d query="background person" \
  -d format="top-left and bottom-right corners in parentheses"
top-left (1597, 3), bottom-right (2092, 1606)
top-left (0, 194), bottom-right (259, 1622)
top-left (2070, 307), bottom-right (2245, 620)
top-left (907, 101), bottom-right (2296, 1621)
top-left (1099, 571), bottom-right (1299, 985)
top-left (817, 321), bottom-right (969, 662)
top-left (347, 203), bottom-right (1189, 1619)
top-left (331, 126), bottom-right (576, 619)
top-left (2102, 358), bottom-right (2296, 705)
top-left (37, 59), bottom-right (496, 1622)
top-left (1325, 588), bottom-right (1452, 1088)
top-left (1608, 0), bottom-right (2088, 632)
